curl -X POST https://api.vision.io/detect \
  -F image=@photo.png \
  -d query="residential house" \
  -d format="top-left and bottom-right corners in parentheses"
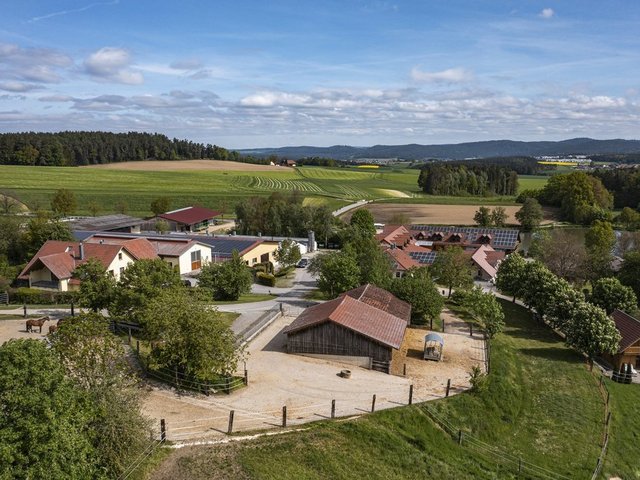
top-left (19, 239), bottom-right (158, 291)
top-left (603, 309), bottom-right (640, 370)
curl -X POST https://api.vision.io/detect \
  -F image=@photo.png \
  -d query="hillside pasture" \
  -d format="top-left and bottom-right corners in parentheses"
top-left (84, 159), bottom-right (283, 171)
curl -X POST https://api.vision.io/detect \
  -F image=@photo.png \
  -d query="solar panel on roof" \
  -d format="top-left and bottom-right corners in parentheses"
top-left (410, 225), bottom-right (519, 249)
top-left (408, 251), bottom-right (437, 264)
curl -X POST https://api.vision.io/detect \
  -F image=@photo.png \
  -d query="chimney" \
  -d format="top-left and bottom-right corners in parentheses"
top-left (78, 242), bottom-right (85, 260)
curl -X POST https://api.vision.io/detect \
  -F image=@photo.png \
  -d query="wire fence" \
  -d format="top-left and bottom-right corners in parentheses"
top-left (117, 421), bottom-right (166, 480)
top-left (590, 374), bottom-right (612, 480)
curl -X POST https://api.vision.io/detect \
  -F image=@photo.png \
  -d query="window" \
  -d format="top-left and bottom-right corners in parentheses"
top-left (120, 267), bottom-right (125, 274)
top-left (118, 252), bottom-right (123, 260)
top-left (252, 257), bottom-right (257, 264)
top-left (190, 250), bottom-right (202, 270)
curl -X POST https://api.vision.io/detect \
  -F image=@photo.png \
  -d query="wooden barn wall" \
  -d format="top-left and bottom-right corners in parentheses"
top-left (287, 322), bottom-right (392, 362)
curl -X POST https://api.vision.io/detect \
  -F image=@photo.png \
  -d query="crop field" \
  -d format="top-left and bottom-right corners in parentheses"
top-left (0, 163), bottom-right (544, 217)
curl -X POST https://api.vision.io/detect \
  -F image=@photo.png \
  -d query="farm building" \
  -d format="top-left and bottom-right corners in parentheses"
top-left (157, 206), bottom-right (221, 232)
top-left (602, 309), bottom-right (640, 370)
top-left (284, 285), bottom-right (410, 373)
top-left (69, 214), bottom-right (145, 233)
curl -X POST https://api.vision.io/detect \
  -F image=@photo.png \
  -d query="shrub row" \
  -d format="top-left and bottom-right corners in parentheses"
top-left (9, 287), bottom-right (78, 305)
top-left (256, 272), bottom-right (276, 287)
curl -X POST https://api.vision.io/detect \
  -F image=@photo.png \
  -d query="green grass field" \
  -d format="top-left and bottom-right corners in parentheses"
top-left (0, 164), bottom-right (548, 217)
top-left (150, 299), bottom-right (622, 480)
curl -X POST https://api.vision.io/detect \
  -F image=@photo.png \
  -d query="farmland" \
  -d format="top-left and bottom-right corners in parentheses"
top-left (0, 162), bottom-right (547, 217)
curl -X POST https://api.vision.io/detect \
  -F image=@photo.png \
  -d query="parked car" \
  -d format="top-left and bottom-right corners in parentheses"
top-left (296, 258), bottom-right (309, 268)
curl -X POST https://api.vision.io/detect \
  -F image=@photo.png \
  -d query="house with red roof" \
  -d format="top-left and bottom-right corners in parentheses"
top-left (471, 245), bottom-right (505, 281)
top-left (284, 284), bottom-right (410, 373)
top-left (603, 309), bottom-right (640, 370)
top-left (19, 239), bottom-right (158, 291)
top-left (157, 206), bottom-right (221, 232)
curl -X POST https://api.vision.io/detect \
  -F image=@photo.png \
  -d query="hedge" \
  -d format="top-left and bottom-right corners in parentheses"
top-left (256, 272), bottom-right (276, 287)
top-left (9, 287), bottom-right (78, 305)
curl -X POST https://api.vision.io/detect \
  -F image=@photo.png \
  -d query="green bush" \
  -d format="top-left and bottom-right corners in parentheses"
top-left (256, 272), bottom-right (276, 287)
top-left (10, 287), bottom-right (78, 305)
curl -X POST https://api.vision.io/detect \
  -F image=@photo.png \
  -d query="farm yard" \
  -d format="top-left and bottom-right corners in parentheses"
top-left (142, 311), bottom-right (482, 442)
top-left (0, 162), bottom-right (547, 217)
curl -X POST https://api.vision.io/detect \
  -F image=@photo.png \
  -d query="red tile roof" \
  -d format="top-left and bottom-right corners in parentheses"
top-left (19, 240), bottom-right (130, 280)
top-left (385, 248), bottom-right (420, 271)
top-left (611, 309), bottom-right (640, 353)
top-left (284, 295), bottom-right (407, 349)
top-left (341, 284), bottom-right (412, 323)
top-left (86, 236), bottom-right (159, 260)
top-left (158, 206), bottom-right (221, 225)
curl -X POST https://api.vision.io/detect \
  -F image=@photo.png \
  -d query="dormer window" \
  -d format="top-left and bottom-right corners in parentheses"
top-left (118, 252), bottom-right (123, 260)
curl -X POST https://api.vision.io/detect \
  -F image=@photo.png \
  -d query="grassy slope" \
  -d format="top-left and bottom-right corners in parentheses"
top-left (0, 164), bottom-right (548, 216)
top-left (150, 299), bottom-right (605, 480)
top-left (600, 379), bottom-right (640, 479)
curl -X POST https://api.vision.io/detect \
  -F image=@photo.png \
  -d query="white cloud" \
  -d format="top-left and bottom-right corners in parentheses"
top-left (410, 67), bottom-right (473, 84)
top-left (540, 8), bottom-right (554, 19)
top-left (0, 43), bottom-right (72, 84)
top-left (0, 81), bottom-right (41, 92)
top-left (170, 59), bottom-right (203, 70)
top-left (83, 47), bottom-right (143, 85)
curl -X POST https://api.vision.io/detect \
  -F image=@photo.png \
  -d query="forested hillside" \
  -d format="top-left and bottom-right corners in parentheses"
top-left (0, 131), bottom-right (251, 166)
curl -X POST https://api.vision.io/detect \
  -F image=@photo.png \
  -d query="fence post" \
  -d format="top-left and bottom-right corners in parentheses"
top-left (282, 406), bottom-right (287, 427)
top-left (23, 304), bottom-right (27, 318)
top-left (128, 328), bottom-right (132, 345)
top-left (469, 324), bottom-right (473, 337)
top-left (457, 430), bottom-right (463, 445)
top-left (244, 368), bottom-right (248, 386)
top-left (446, 379), bottom-right (451, 397)
top-left (331, 399), bottom-right (336, 419)
top-left (227, 410), bottom-right (234, 434)
top-left (442, 318), bottom-right (445, 332)
top-left (160, 419), bottom-right (166, 442)
top-left (409, 384), bottom-right (414, 405)
top-left (430, 318), bottom-right (433, 330)
top-left (371, 394), bottom-right (376, 413)
top-left (403, 363), bottom-right (407, 376)
top-left (70, 301), bottom-right (75, 316)
top-left (136, 340), bottom-right (140, 355)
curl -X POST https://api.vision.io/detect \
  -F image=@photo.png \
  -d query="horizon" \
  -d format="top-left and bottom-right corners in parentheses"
top-left (1, 1), bottom-right (639, 149)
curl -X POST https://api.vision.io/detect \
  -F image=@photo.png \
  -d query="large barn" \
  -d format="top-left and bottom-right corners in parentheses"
top-left (284, 284), bottom-right (410, 373)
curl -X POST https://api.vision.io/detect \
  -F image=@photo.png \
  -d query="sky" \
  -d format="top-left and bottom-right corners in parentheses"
top-left (1, 1), bottom-right (639, 149)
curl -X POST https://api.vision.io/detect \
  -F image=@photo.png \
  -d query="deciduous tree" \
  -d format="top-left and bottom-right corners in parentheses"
top-left (589, 277), bottom-right (638, 314)
top-left (490, 207), bottom-right (508, 227)
top-left (150, 196), bottom-right (171, 216)
top-left (495, 253), bottom-right (527, 301)
top-left (0, 339), bottom-right (97, 479)
top-left (50, 188), bottom-right (76, 217)
top-left (473, 206), bottom-right (492, 227)
top-left (73, 258), bottom-right (116, 312)
top-left (515, 197), bottom-right (544, 231)
top-left (431, 246), bottom-right (474, 297)
top-left (274, 239), bottom-right (302, 270)
top-left (618, 251), bottom-right (640, 299)
top-left (309, 249), bottom-right (360, 298)
top-left (349, 208), bottom-right (376, 237)
top-left (198, 250), bottom-right (253, 301)
top-left (51, 314), bottom-right (149, 477)
top-left (22, 211), bottom-right (73, 258)
top-left (463, 286), bottom-right (505, 338)
top-left (564, 302), bottom-right (621, 364)
top-left (585, 220), bottom-right (616, 279)
top-left (142, 288), bottom-right (242, 380)
top-left (391, 267), bottom-right (443, 325)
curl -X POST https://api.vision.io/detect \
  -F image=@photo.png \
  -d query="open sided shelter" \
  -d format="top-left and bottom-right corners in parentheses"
top-left (284, 285), bottom-right (410, 373)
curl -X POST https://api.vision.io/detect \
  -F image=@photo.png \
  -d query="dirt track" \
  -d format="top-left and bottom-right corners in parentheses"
top-left (83, 159), bottom-right (284, 172)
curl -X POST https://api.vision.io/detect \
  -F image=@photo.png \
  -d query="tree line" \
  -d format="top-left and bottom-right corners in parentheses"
top-left (417, 163), bottom-right (519, 196)
top-left (0, 131), bottom-right (269, 166)
top-left (234, 192), bottom-right (338, 242)
top-left (590, 167), bottom-right (640, 210)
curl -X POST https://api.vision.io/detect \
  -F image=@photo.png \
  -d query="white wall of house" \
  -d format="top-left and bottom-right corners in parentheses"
top-left (177, 244), bottom-right (211, 274)
top-left (104, 248), bottom-right (136, 281)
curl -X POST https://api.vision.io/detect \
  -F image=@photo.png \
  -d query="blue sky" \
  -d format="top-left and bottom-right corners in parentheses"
top-left (1, 1), bottom-right (639, 148)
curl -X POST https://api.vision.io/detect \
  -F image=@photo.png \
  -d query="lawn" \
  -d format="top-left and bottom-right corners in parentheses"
top-left (150, 299), bottom-right (607, 479)
top-left (518, 175), bottom-right (549, 191)
top-left (212, 294), bottom-right (276, 305)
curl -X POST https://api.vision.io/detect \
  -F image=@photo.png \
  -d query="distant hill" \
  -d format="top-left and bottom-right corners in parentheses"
top-left (239, 138), bottom-right (640, 160)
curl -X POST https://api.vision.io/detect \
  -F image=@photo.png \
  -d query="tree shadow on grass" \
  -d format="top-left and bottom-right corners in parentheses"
top-left (505, 327), bottom-right (562, 344)
top-left (519, 346), bottom-right (584, 364)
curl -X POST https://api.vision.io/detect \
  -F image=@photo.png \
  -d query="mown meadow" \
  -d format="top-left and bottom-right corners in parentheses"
top-left (0, 163), bottom-right (548, 217)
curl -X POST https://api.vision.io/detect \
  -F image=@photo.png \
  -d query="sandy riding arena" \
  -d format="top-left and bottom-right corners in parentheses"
top-left (142, 310), bottom-right (484, 443)
top-left (83, 159), bottom-right (283, 172)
